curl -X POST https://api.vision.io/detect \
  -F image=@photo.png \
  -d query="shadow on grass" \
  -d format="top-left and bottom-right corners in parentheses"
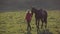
top-left (58, 31), bottom-right (60, 34)
top-left (37, 29), bottom-right (53, 34)
top-left (26, 29), bottom-right (31, 34)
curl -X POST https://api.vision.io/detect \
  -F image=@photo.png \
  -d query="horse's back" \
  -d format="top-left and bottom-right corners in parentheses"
top-left (34, 8), bottom-right (47, 20)
top-left (39, 9), bottom-right (47, 19)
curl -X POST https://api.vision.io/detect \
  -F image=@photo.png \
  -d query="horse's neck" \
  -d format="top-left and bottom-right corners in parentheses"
top-left (33, 9), bottom-right (39, 14)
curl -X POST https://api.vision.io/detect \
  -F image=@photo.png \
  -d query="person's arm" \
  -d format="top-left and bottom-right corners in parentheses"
top-left (24, 13), bottom-right (27, 22)
top-left (25, 13), bottom-right (28, 20)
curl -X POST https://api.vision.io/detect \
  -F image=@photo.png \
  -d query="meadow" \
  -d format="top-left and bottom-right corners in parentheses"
top-left (0, 10), bottom-right (60, 34)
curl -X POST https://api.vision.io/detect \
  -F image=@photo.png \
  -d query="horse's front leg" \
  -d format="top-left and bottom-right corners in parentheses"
top-left (35, 19), bottom-right (38, 31)
top-left (37, 19), bottom-right (40, 29)
top-left (36, 19), bottom-right (40, 32)
top-left (35, 19), bottom-right (37, 28)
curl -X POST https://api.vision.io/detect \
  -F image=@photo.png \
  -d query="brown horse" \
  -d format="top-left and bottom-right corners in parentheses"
top-left (31, 7), bottom-right (48, 31)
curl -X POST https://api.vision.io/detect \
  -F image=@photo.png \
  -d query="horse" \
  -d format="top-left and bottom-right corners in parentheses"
top-left (31, 7), bottom-right (48, 31)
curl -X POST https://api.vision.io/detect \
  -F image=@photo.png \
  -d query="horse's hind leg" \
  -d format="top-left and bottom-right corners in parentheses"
top-left (41, 19), bottom-right (44, 29)
top-left (44, 19), bottom-right (47, 28)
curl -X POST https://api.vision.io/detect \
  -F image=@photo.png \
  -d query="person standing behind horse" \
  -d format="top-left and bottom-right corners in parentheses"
top-left (25, 10), bottom-right (32, 30)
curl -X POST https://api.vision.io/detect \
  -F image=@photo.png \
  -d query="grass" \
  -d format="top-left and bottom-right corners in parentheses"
top-left (0, 10), bottom-right (60, 34)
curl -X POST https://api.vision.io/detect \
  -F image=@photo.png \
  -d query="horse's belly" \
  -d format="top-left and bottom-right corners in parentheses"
top-left (35, 15), bottom-right (41, 19)
top-left (35, 14), bottom-right (47, 19)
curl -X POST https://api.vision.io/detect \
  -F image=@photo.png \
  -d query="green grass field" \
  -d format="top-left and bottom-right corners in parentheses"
top-left (0, 10), bottom-right (60, 34)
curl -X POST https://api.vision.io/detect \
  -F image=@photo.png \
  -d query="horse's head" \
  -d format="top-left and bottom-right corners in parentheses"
top-left (31, 7), bottom-right (37, 16)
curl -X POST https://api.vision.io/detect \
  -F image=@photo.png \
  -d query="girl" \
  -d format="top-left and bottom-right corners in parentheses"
top-left (25, 10), bottom-right (32, 30)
